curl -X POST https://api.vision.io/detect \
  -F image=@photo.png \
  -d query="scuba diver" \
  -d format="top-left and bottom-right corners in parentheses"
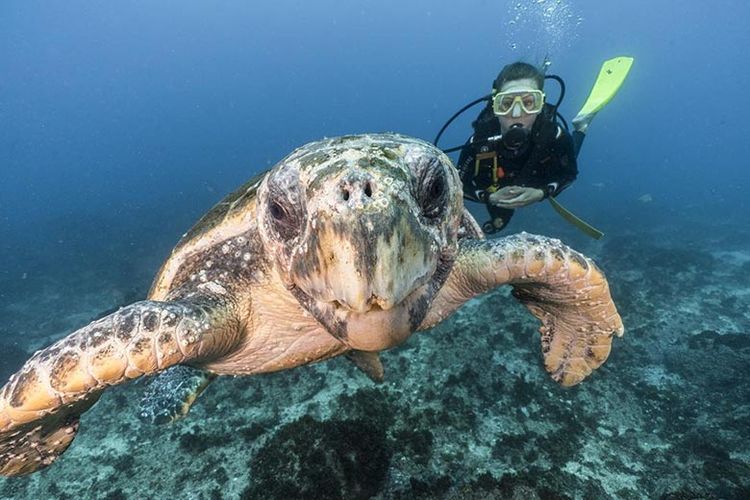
top-left (457, 61), bottom-right (578, 234)
top-left (434, 56), bottom-right (634, 237)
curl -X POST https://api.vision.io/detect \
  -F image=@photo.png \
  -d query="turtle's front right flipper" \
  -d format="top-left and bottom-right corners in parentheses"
top-left (0, 295), bottom-right (238, 476)
top-left (420, 233), bottom-right (624, 387)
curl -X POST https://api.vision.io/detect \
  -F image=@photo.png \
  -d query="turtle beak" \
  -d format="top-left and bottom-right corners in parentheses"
top-left (290, 171), bottom-right (436, 313)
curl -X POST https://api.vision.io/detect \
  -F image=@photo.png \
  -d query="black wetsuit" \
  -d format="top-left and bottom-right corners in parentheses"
top-left (457, 103), bottom-right (583, 232)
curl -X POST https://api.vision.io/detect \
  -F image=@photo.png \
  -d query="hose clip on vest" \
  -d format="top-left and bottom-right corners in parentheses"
top-left (474, 151), bottom-right (505, 183)
top-left (481, 221), bottom-right (498, 234)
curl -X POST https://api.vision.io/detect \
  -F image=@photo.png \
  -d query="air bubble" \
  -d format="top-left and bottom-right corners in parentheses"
top-left (504, 0), bottom-right (582, 52)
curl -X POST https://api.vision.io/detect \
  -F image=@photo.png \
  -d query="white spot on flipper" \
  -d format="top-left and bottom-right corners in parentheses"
top-left (198, 281), bottom-right (228, 295)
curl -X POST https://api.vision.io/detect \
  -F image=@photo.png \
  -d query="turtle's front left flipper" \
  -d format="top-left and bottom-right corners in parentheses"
top-left (0, 294), bottom-right (239, 476)
top-left (421, 232), bottom-right (624, 387)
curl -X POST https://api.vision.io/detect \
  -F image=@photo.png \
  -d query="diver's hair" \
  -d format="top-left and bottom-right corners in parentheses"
top-left (493, 62), bottom-right (545, 92)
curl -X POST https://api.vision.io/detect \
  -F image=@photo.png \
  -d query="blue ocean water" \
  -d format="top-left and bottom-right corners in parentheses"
top-left (1, 1), bottom-right (749, 498)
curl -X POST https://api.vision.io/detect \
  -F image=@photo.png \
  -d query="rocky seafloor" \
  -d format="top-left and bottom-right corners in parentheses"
top-left (0, 208), bottom-right (748, 499)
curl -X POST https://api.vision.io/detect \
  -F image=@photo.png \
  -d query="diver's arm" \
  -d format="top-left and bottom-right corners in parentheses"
top-left (541, 127), bottom-right (578, 198)
top-left (456, 143), bottom-right (483, 203)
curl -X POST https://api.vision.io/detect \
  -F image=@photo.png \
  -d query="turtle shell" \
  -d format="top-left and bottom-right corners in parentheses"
top-left (148, 169), bottom-right (269, 300)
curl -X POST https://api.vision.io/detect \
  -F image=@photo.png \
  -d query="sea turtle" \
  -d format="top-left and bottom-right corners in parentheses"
top-left (0, 133), bottom-right (623, 476)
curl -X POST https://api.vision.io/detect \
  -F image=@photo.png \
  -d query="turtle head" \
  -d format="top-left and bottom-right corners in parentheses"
top-left (257, 133), bottom-right (463, 350)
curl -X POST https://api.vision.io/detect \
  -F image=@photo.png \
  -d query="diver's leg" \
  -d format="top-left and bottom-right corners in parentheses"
top-left (572, 130), bottom-right (586, 158)
top-left (572, 114), bottom-right (593, 134)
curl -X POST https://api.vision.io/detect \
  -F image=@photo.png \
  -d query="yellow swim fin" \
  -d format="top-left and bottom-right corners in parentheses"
top-left (573, 56), bottom-right (634, 131)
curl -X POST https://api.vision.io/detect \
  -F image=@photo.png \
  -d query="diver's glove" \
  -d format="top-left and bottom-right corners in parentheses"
top-left (489, 186), bottom-right (544, 209)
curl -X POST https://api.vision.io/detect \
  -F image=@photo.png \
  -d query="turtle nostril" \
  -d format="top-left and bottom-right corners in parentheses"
top-left (364, 182), bottom-right (372, 198)
top-left (342, 188), bottom-right (350, 201)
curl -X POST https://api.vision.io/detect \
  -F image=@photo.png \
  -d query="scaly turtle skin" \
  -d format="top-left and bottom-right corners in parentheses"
top-left (0, 133), bottom-right (623, 476)
top-left (139, 157), bottom-right (483, 423)
top-left (138, 152), bottom-right (484, 423)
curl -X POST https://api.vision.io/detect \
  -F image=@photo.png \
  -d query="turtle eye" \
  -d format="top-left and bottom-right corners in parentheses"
top-left (269, 201), bottom-right (287, 221)
top-left (267, 195), bottom-right (303, 241)
top-left (417, 161), bottom-right (447, 221)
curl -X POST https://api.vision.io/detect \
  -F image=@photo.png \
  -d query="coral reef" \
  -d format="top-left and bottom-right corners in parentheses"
top-left (0, 218), bottom-right (748, 498)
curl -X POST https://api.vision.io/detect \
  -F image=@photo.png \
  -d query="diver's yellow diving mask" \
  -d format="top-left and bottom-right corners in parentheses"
top-left (492, 89), bottom-right (545, 116)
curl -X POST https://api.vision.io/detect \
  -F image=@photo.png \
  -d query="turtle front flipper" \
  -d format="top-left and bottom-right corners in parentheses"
top-left (139, 366), bottom-right (217, 424)
top-left (421, 232), bottom-right (624, 387)
top-left (0, 295), bottom-right (239, 476)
